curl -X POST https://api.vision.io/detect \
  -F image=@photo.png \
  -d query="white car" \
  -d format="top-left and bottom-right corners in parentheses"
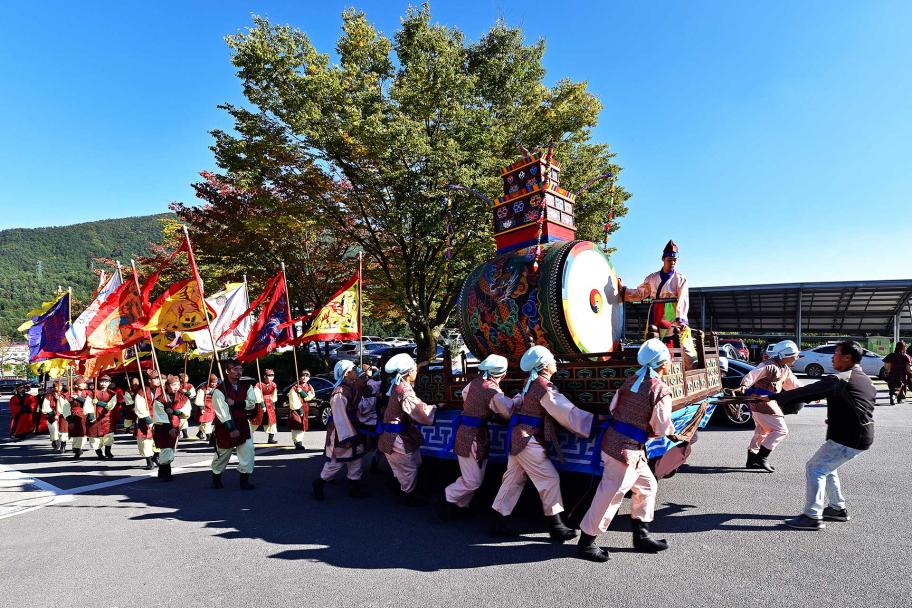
top-left (330, 341), bottom-right (395, 362)
top-left (384, 336), bottom-right (415, 346)
top-left (792, 344), bottom-right (886, 379)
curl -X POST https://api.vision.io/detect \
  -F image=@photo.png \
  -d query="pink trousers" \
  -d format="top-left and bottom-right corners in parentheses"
top-left (749, 412), bottom-right (789, 452)
top-left (580, 452), bottom-right (657, 537)
top-left (492, 439), bottom-right (564, 516)
top-left (386, 450), bottom-right (421, 493)
top-left (445, 455), bottom-right (487, 508)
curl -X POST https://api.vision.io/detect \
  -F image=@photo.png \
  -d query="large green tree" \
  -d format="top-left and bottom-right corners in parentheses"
top-left (184, 5), bottom-right (629, 359)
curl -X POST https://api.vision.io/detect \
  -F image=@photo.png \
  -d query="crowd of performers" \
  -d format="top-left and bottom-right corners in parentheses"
top-left (5, 240), bottom-right (878, 559)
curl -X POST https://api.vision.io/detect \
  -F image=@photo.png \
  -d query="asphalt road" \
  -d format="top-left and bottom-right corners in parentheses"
top-left (1, 383), bottom-right (910, 608)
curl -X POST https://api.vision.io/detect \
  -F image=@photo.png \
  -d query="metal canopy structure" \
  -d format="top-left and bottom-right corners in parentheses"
top-left (681, 279), bottom-right (912, 346)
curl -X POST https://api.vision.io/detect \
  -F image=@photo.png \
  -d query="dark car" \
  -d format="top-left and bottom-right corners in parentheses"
top-left (363, 344), bottom-right (419, 368)
top-left (0, 378), bottom-right (25, 395)
top-left (275, 374), bottom-right (335, 428)
top-left (713, 357), bottom-right (756, 426)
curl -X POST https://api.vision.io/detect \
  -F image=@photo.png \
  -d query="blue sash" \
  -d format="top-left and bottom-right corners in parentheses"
top-left (376, 421), bottom-right (405, 434)
top-left (590, 417), bottom-right (650, 471)
top-left (441, 414), bottom-right (486, 455)
top-left (504, 414), bottom-right (544, 455)
top-left (745, 387), bottom-right (773, 397)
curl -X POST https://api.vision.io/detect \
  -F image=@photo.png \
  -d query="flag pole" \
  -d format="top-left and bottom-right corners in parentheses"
top-left (244, 273), bottom-right (262, 384)
top-left (358, 252), bottom-right (363, 369)
top-left (280, 262), bottom-right (300, 379)
top-left (66, 286), bottom-right (73, 394)
top-left (181, 226), bottom-right (224, 383)
top-left (129, 259), bottom-right (162, 375)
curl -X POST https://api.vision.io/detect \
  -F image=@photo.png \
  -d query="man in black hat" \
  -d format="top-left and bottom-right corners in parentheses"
top-left (622, 240), bottom-right (690, 335)
top-left (87, 374), bottom-right (120, 460)
top-left (209, 359), bottom-right (259, 490)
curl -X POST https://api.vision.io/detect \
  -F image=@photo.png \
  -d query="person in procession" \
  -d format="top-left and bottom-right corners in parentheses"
top-left (209, 359), bottom-right (259, 490)
top-left (152, 375), bottom-right (192, 481)
top-left (287, 370), bottom-right (315, 451)
top-left (251, 368), bottom-right (279, 444)
top-left (883, 341), bottom-right (911, 405)
top-left (734, 340), bottom-right (801, 472)
top-left (490, 345), bottom-right (592, 541)
top-left (132, 370), bottom-right (162, 470)
top-left (440, 354), bottom-right (517, 520)
top-left (67, 376), bottom-right (94, 459)
top-left (121, 377), bottom-right (141, 434)
top-left (377, 353), bottom-right (439, 506)
top-left (354, 365), bottom-right (381, 463)
top-left (178, 373), bottom-right (196, 439)
top-left (9, 383), bottom-right (38, 441)
top-left (41, 379), bottom-right (69, 453)
top-left (771, 341), bottom-right (876, 530)
top-left (193, 374), bottom-right (219, 441)
top-left (312, 360), bottom-right (369, 500)
top-left (86, 374), bottom-right (120, 460)
top-left (577, 339), bottom-right (675, 562)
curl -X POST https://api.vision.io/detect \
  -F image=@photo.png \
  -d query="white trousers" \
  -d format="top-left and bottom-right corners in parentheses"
top-left (89, 434), bottom-right (115, 450)
top-left (580, 452), bottom-right (657, 536)
top-left (492, 438), bottom-right (564, 516)
top-left (137, 438), bottom-right (154, 457)
top-left (290, 429), bottom-right (305, 444)
top-left (387, 450), bottom-right (421, 493)
top-left (211, 439), bottom-right (255, 475)
top-left (197, 421), bottom-right (213, 435)
top-left (71, 437), bottom-right (87, 450)
top-left (445, 456), bottom-right (487, 508)
top-left (124, 419), bottom-right (134, 431)
top-left (320, 458), bottom-right (363, 481)
top-left (250, 422), bottom-right (278, 435)
top-left (48, 422), bottom-right (69, 442)
top-left (179, 418), bottom-right (189, 432)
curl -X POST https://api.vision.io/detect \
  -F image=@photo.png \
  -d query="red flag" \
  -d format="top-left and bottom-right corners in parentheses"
top-left (236, 273), bottom-right (293, 362)
top-left (84, 281), bottom-right (145, 354)
top-left (139, 238), bottom-right (190, 312)
top-left (217, 272), bottom-right (281, 342)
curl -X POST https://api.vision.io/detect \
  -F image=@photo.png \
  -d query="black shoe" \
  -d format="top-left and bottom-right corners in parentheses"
top-left (159, 464), bottom-right (173, 482)
top-left (403, 490), bottom-right (426, 507)
top-left (294, 443), bottom-right (307, 451)
top-left (745, 450), bottom-right (759, 468)
top-left (151, 454), bottom-right (160, 466)
top-left (785, 515), bottom-right (825, 530)
top-left (144, 457), bottom-right (155, 471)
top-left (74, 449), bottom-right (82, 459)
top-left (547, 514), bottom-right (578, 542)
top-left (889, 396), bottom-right (895, 406)
top-left (577, 533), bottom-right (610, 562)
top-left (267, 434), bottom-right (279, 444)
top-left (51, 440), bottom-right (59, 452)
top-left (211, 472), bottom-right (224, 489)
top-left (181, 429), bottom-right (189, 440)
top-left (822, 506), bottom-right (850, 522)
top-left (157, 465), bottom-right (164, 480)
top-left (240, 473), bottom-right (255, 490)
top-left (104, 446), bottom-right (114, 460)
top-left (59, 441), bottom-right (67, 454)
top-left (631, 519), bottom-right (668, 553)
top-left (196, 431), bottom-right (206, 440)
top-left (488, 511), bottom-right (518, 537)
top-left (348, 479), bottom-right (368, 499)
top-left (312, 478), bottom-right (326, 501)
top-left (754, 446), bottom-right (775, 472)
top-left (95, 449), bottom-right (106, 460)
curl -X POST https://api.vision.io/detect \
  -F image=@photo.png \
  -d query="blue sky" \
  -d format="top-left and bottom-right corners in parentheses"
top-left (1, 1), bottom-right (908, 286)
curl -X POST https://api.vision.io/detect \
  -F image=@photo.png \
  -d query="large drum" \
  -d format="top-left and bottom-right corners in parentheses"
top-left (457, 240), bottom-right (623, 361)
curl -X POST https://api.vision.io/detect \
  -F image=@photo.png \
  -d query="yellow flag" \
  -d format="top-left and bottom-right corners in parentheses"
top-left (139, 279), bottom-right (215, 333)
top-left (297, 273), bottom-right (360, 343)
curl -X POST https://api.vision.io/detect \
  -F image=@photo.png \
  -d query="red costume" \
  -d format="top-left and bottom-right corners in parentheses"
top-left (86, 388), bottom-right (118, 438)
top-left (9, 392), bottom-right (38, 439)
top-left (251, 381), bottom-right (277, 428)
top-left (213, 379), bottom-right (256, 450)
top-left (287, 382), bottom-right (312, 432)
top-left (67, 389), bottom-right (93, 438)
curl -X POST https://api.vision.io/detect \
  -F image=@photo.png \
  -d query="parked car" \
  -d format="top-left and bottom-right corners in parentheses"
top-left (718, 338), bottom-right (749, 360)
top-left (0, 377), bottom-right (26, 395)
top-left (330, 341), bottom-right (396, 363)
top-left (384, 336), bottom-right (415, 346)
top-left (792, 344), bottom-right (886, 378)
top-left (719, 343), bottom-right (739, 360)
top-left (715, 357), bottom-right (757, 426)
top-left (274, 374), bottom-right (335, 427)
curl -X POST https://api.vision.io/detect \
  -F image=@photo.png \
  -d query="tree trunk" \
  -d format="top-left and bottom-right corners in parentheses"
top-left (411, 319), bottom-right (437, 364)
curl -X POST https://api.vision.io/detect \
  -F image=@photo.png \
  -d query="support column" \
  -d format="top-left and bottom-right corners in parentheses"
top-left (894, 312), bottom-right (901, 344)
top-left (701, 295), bottom-right (706, 330)
top-left (796, 288), bottom-right (803, 349)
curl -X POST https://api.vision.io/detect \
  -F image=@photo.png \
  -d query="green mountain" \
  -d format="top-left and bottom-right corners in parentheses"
top-left (0, 214), bottom-right (172, 337)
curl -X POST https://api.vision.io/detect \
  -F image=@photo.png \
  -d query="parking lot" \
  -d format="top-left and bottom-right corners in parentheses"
top-left (1, 378), bottom-right (910, 608)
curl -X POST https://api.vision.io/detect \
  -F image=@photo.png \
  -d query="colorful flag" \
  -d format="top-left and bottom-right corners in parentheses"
top-left (138, 278), bottom-right (215, 333)
top-left (234, 273), bottom-right (293, 362)
top-left (18, 292), bottom-right (76, 361)
top-left (82, 350), bottom-right (124, 379)
top-left (30, 358), bottom-right (73, 379)
top-left (294, 272), bottom-right (360, 343)
top-left (84, 281), bottom-right (145, 353)
top-left (191, 282), bottom-right (252, 353)
top-left (66, 271), bottom-right (123, 351)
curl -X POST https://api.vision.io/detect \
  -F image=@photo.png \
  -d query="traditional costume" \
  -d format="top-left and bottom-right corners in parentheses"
top-left (251, 370), bottom-right (279, 444)
top-left (9, 385), bottom-right (37, 441)
top-left (312, 361), bottom-right (369, 500)
top-left (178, 375), bottom-right (196, 439)
top-left (41, 381), bottom-right (69, 453)
top-left (87, 375), bottom-right (119, 460)
top-left (210, 360), bottom-right (258, 490)
top-left (577, 339), bottom-right (675, 561)
top-left (740, 340), bottom-right (800, 472)
top-left (378, 354), bottom-right (437, 505)
top-left (287, 371), bottom-right (315, 450)
top-left (883, 342), bottom-right (912, 405)
top-left (490, 345), bottom-right (592, 541)
top-left (153, 376), bottom-right (192, 481)
top-left (67, 377), bottom-right (94, 459)
top-left (193, 375), bottom-right (219, 440)
top-left (133, 371), bottom-right (163, 470)
top-left (122, 379), bottom-right (141, 433)
top-left (441, 355), bottom-right (516, 518)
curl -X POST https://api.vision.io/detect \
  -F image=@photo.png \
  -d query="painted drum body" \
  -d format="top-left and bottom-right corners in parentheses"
top-left (457, 240), bottom-right (623, 361)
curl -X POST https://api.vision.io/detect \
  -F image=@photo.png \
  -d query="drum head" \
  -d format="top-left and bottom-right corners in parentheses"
top-left (558, 242), bottom-right (622, 353)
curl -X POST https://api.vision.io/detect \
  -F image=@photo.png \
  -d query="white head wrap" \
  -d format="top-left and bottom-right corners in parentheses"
top-left (384, 353), bottom-right (417, 396)
top-left (520, 345), bottom-right (555, 395)
top-left (631, 339), bottom-right (671, 392)
top-left (478, 354), bottom-right (509, 379)
top-left (772, 340), bottom-right (800, 361)
top-left (333, 360), bottom-right (355, 388)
